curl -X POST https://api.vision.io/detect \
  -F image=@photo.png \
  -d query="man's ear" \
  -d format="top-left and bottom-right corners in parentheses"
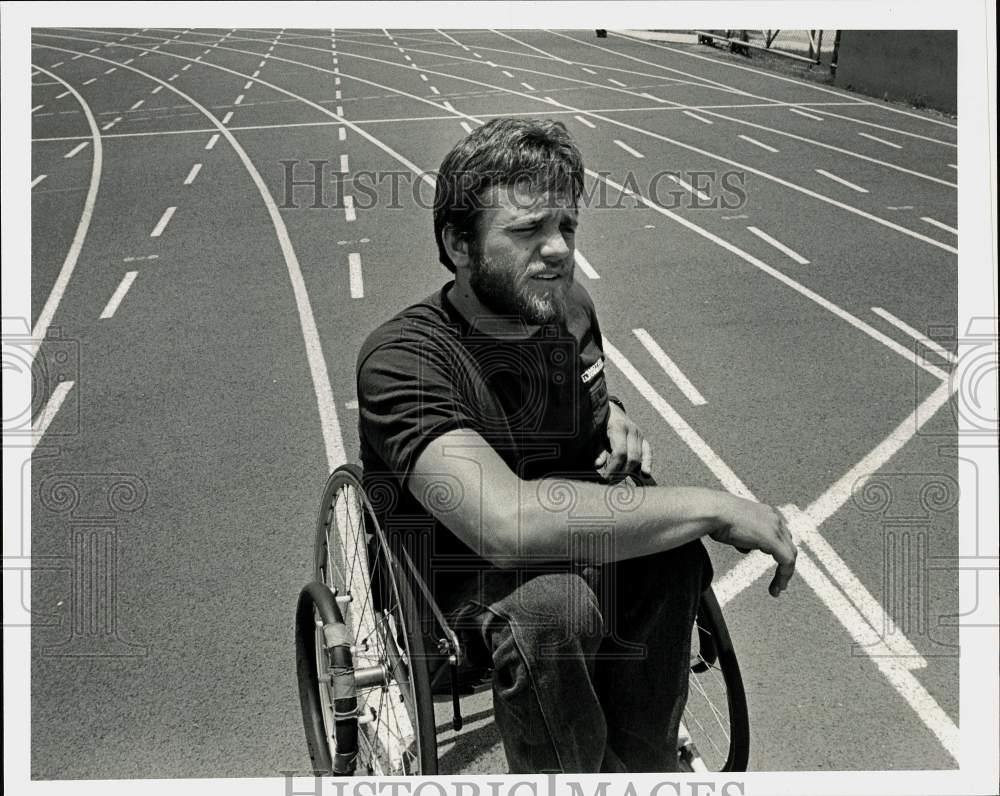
top-left (442, 225), bottom-right (472, 269)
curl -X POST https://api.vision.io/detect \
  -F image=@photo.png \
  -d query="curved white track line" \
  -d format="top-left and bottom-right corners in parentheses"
top-left (33, 43), bottom-right (348, 472)
top-left (30, 64), bottom-right (102, 353)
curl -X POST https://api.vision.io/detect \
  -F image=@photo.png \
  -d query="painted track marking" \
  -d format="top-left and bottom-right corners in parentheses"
top-left (633, 329), bottom-right (707, 405)
top-left (100, 271), bottom-right (139, 318)
top-left (348, 253), bottom-right (364, 298)
top-left (32, 380), bottom-right (75, 442)
top-left (183, 163), bottom-right (202, 185)
top-left (815, 168), bottom-right (869, 193)
top-left (921, 216), bottom-right (958, 235)
top-left (150, 206), bottom-right (176, 237)
top-left (870, 307), bottom-right (959, 364)
top-left (613, 139), bottom-right (644, 158)
top-left (738, 133), bottom-right (778, 153)
top-left (746, 225), bottom-right (810, 264)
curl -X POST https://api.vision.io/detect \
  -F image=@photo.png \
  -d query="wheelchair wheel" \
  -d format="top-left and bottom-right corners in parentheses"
top-left (301, 463), bottom-right (438, 775)
top-left (680, 586), bottom-right (750, 771)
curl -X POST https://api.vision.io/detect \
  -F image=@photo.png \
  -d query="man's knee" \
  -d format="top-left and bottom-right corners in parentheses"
top-left (494, 571), bottom-right (605, 653)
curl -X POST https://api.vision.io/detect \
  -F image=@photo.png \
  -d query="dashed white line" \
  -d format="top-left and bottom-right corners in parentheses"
top-left (460, 121), bottom-right (473, 134)
top-left (32, 104), bottom-right (45, 112)
top-left (429, 86), bottom-right (440, 95)
top-left (338, 127), bottom-right (346, 141)
top-left (442, 100), bottom-right (456, 112)
top-left (502, 70), bottom-right (513, 78)
top-left (343, 195), bottom-right (356, 222)
top-left (682, 110), bottom-right (713, 125)
top-left (51, 61), bottom-right (64, 68)
top-left (182, 64), bottom-right (192, 71)
top-left (33, 381), bottom-right (75, 441)
top-left (336, 105), bottom-right (344, 115)
top-left (122, 58), bottom-right (134, 65)
top-left (920, 216), bottom-right (958, 235)
top-left (168, 74), bottom-right (178, 81)
top-left (130, 99), bottom-right (145, 110)
top-left (138, 51), bottom-right (148, 58)
top-left (150, 206), bottom-right (176, 237)
top-left (31, 174), bottom-right (47, 188)
top-left (947, 163), bottom-right (956, 169)
top-left (335, 89), bottom-right (342, 100)
top-left (404, 54), bottom-right (412, 61)
top-left (638, 92), bottom-right (661, 102)
top-left (183, 162), bottom-right (202, 185)
top-left (419, 73), bottom-right (428, 82)
top-left (613, 139), bottom-right (644, 158)
top-left (64, 141), bottom-right (89, 158)
top-left (339, 154), bottom-right (349, 173)
top-left (633, 328), bottom-right (707, 405)
top-left (574, 115), bottom-right (596, 129)
top-left (258, 60), bottom-right (267, 68)
top-left (244, 80), bottom-right (253, 89)
top-left (737, 134), bottom-right (779, 153)
top-left (151, 85), bottom-right (162, 94)
top-left (789, 106), bottom-right (824, 121)
top-left (858, 131), bottom-right (903, 149)
top-left (815, 168), bottom-right (869, 193)
top-left (746, 225), bottom-right (810, 264)
top-left (234, 94), bottom-right (244, 105)
top-left (870, 307), bottom-right (959, 364)
top-left (100, 271), bottom-right (138, 319)
top-left (219, 111), bottom-right (233, 125)
top-left (252, 69), bottom-right (261, 78)
top-left (101, 116), bottom-right (122, 131)
top-left (104, 67), bottom-right (116, 74)
top-left (56, 90), bottom-right (70, 99)
top-left (520, 82), bottom-right (535, 91)
top-left (666, 174), bottom-right (711, 202)
top-left (348, 252), bottom-right (364, 298)
top-left (607, 78), bottom-right (626, 87)
top-left (83, 78), bottom-right (97, 86)
top-left (573, 250), bottom-right (600, 279)
top-left (581, 67), bottom-right (596, 75)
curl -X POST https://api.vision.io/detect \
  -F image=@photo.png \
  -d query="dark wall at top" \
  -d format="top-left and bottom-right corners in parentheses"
top-left (834, 31), bottom-right (957, 114)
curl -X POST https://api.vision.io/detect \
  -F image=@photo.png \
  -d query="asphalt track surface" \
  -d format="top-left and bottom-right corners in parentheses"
top-left (29, 27), bottom-right (960, 778)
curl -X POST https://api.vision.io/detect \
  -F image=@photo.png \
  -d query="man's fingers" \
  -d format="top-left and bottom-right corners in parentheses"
top-left (626, 427), bottom-right (643, 471)
top-left (640, 438), bottom-right (652, 475)
top-left (594, 450), bottom-right (608, 468)
top-left (769, 545), bottom-right (797, 596)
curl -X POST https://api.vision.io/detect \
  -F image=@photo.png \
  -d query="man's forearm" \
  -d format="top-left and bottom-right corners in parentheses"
top-left (490, 477), bottom-right (734, 567)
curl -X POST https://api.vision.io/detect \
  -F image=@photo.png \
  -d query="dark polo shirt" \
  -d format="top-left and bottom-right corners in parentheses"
top-left (356, 278), bottom-right (612, 602)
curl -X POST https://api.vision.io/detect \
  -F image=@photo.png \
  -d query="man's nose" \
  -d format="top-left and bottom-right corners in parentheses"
top-left (539, 229), bottom-right (572, 261)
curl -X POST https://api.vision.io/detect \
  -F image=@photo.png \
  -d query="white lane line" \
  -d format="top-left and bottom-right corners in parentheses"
top-left (32, 381), bottom-right (75, 441)
top-left (613, 139), bottom-right (644, 158)
top-left (489, 28), bottom-right (571, 64)
top-left (573, 250), bottom-right (600, 279)
top-left (502, 70), bottom-right (513, 78)
top-left (858, 131), bottom-right (902, 149)
top-left (404, 54), bottom-right (412, 61)
top-left (64, 141), bottom-right (89, 158)
top-left (138, 51), bottom-right (148, 57)
top-left (746, 225), bottom-right (810, 264)
top-left (51, 61), bottom-right (64, 68)
top-left (150, 206), bottom-right (176, 237)
top-left (258, 60), bottom-right (266, 68)
top-left (99, 271), bottom-right (139, 319)
top-left (338, 127), bottom-right (346, 141)
top-left (333, 89), bottom-right (341, 100)
top-left (581, 66), bottom-right (596, 74)
top-left (32, 104), bottom-right (44, 112)
top-left (460, 121), bottom-right (473, 133)
top-left (419, 73), bottom-right (428, 82)
top-left (682, 110), bottom-right (713, 125)
top-left (336, 105), bottom-right (343, 115)
top-left (182, 63), bottom-right (191, 70)
top-left (442, 100), bottom-right (456, 112)
top-left (344, 400), bottom-right (359, 410)
top-left (83, 78), bottom-right (97, 85)
top-left (607, 77), bottom-right (626, 87)
top-left (130, 99), bottom-right (145, 110)
top-left (234, 93), bottom-right (244, 105)
top-left (72, 54), bottom-right (83, 60)
top-left (638, 92), bottom-right (660, 101)
top-left (947, 163), bottom-right (956, 169)
top-left (339, 153), bottom-right (349, 173)
top-left (244, 80), bottom-right (253, 89)
top-left (473, 52), bottom-right (482, 58)
top-left (183, 162), bottom-right (202, 185)
top-left (123, 58), bottom-right (134, 65)
top-left (252, 70), bottom-right (260, 78)
top-left (344, 195), bottom-right (356, 222)
top-left (574, 114), bottom-right (595, 129)
top-left (31, 174), bottom-right (48, 188)
top-left (920, 216), bottom-right (958, 235)
top-left (520, 81), bottom-right (536, 91)
top-left (666, 173), bottom-right (710, 202)
top-left (151, 85), bottom-right (162, 94)
top-left (788, 106), bottom-right (824, 121)
top-left (100, 116), bottom-right (121, 131)
top-left (168, 73), bottom-right (178, 81)
top-left (56, 90), bottom-right (71, 99)
top-left (429, 86), bottom-right (440, 95)
top-left (870, 307), bottom-right (959, 364)
top-left (334, 76), bottom-right (341, 85)
top-left (603, 337), bottom-right (754, 498)
top-left (221, 111), bottom-right (233, 124)
top-left (104, 66), bottom-right (116, 74)
top-left (435, 28), bottom-right (469, 51)
top-left (633, 328), bottom-right (707, 406)
top-left (348, 252), bottom-right (364, 298)
top-left (815, 168), bottom-right (869, 193)
top-left (737, 133), bottom-right (778, 153)
top-left (596, 173), bottom-right (948, 380)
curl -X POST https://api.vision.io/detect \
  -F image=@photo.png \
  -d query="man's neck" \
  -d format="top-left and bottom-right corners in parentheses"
top-left (445, 281), bottom-right (541, 339)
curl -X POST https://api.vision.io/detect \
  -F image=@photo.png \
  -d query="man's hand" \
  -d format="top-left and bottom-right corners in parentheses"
top-left (710, 497), bottom-right (798, 597)
top-left (595, 402), bottom-right (652, 482)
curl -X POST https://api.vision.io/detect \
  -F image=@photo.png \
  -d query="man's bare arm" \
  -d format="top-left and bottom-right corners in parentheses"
top-left (408, 429), bottom-right (796, 596)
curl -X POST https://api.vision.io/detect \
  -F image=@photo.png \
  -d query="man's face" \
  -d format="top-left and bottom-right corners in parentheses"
top-left (467, 184), bottom-right (578, 325)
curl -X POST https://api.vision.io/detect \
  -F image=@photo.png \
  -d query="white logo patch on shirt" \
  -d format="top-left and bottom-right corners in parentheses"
top-left (580, 356), bottom-right (605, 384)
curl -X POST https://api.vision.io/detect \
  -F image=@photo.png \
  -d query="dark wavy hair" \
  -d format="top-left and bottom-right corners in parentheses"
top-left (433, 118), bottom-right (585, 272)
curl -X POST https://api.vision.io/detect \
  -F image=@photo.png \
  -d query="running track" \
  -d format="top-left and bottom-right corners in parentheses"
top-left (28, 27), bottom-right (961, 777)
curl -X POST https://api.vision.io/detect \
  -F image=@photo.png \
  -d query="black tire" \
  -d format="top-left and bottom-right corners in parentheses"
top-left (312, 464), bottom-right (438, 775)
top-left (682, 586), bottom-right (751, 771)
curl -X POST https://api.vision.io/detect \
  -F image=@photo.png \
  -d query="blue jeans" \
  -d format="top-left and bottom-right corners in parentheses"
top-left (439, 540), bottom-right (713, 773)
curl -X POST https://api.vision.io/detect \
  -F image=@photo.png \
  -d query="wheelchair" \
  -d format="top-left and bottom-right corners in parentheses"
top-left (296, 463), bottom-right (750, 775)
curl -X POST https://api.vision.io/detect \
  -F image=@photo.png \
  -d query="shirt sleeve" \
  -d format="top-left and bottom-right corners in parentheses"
top-left (357, 335), bottom-right (483, 490)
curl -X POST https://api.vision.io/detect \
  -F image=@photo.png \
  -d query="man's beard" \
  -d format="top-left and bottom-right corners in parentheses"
top-left (468, 249), bottom-right (574, 326)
